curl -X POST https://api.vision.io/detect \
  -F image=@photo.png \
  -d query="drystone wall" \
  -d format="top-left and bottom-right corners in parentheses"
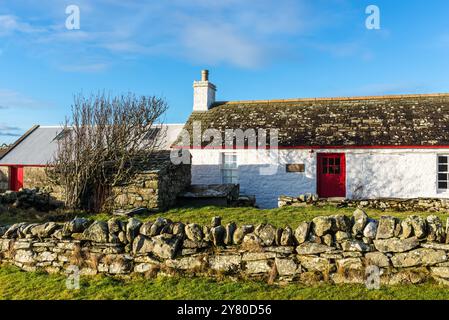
top-left (279, 194), bottom-right (449, 213)
top-left (2, 211), bottom-right (449, 286)
top-left (112, 163), bottom-right (191, 212)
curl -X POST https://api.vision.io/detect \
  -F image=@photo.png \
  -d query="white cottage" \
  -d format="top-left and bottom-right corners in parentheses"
top-left (177, 70), bottom-right (449, 208)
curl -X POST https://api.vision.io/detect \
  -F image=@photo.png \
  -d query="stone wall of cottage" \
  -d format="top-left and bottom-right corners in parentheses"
top-left (112, 163), bottom-right (191, 211)
top-left (0, 167), bottom-right (7, 193)
top-left (2, 210), bottom-right (449, 286)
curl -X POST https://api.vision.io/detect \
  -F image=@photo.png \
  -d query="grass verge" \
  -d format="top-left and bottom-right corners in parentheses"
top-left (1, 265), bottom-right (449, 300)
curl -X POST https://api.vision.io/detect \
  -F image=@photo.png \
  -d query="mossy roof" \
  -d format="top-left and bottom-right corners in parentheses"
top-left (177, 94), bottom-right (449, 148)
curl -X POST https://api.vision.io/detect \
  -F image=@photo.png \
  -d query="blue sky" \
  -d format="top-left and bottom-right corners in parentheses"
top-left (0, 0), bottom-right (449, 143)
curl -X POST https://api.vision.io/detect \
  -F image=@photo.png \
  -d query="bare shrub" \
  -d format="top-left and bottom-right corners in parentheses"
top-left (46, 92), bottom-right (167, 212)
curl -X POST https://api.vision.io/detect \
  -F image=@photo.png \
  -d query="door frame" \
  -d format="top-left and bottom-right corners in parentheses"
top-left (8, 166), bottom-right (24, 192)
top-left (316, 153), bottom-right (346, 198)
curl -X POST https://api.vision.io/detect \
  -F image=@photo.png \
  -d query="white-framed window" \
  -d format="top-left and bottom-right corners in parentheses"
top-left (222, 153), bottom-right (238, 184)
top-left (438, 155), bottom-right (449, 190)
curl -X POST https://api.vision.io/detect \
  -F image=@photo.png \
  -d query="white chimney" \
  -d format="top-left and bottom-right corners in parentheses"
top-left (193, 69), bottom-right (216, 112)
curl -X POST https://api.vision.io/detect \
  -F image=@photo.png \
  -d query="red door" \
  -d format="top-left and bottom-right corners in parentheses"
top-left (317, 153), bottom-right (346, 198)
top-left (9, 166), bottom-right (23, 191)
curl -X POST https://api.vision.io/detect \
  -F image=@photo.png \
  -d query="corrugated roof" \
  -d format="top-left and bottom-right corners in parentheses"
top-left (0, 126), bottom-right (62, 165)
top-left (0, 124), bottom-right (184, 166)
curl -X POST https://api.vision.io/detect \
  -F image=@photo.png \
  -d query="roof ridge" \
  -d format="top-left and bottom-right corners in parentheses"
top-left (214, 93), bottom-right (449, 105)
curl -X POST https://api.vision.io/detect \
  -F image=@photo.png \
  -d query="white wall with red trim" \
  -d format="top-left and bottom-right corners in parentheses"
top-left (190, 148), bottom-right (445, 208)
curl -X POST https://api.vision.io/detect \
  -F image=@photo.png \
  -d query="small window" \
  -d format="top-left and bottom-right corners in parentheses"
top-left (438, 156), bottom-right (449, 190)
top-left (222, 153), bottom-right (238, 184)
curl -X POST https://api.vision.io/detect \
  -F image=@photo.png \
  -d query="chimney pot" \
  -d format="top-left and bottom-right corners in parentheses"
top-left (201, 69), bottom-right (209, 81)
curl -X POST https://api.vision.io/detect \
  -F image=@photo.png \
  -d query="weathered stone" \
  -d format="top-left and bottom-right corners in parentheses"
top-left (233, 225), bottom-right (254, 245)
top-left (224, 222), bottom-right (237, 245)
top-left (264, 246), bottom-right (295, 255)
top-left (421, 242), bottom-right (449, 250)
top-left (139, 221), bottom-right (153, 236)
top-left (275, 257), bottom-right (300, 276)
top-left (255, 224), bottom-right (276, 246)
top-left (298, 256), bottom-right (333, 273)
top-left (430, 267), bottom-right (449, 279)
top-left (126, 218), bottom-right (142, 243)
top-left (333, 214), bottom-right (351, 232)
top-left (426, 215), bottom-right (445, 243)
top-left (64, 217), bottom-right (89, 234)
top-left (211, 216), bottom-right (221, 227)
top-left (336, 258), bottom-right (364, 271)
top-left (210, 225), bottom-right (226, 246)
top-left (363, 219), bottom-right (378, 239)
top-left (342, 251), bottom-right (362, 258)
top-left (4, 223), bottom-right (26, 238)
top-left (242, 252), bottom-right (277, 261)
top-left (409, 215), bottom-right (427, 239)
top-left (400, 218), bottom-right (413, 239)
top-left (376, 216), bottom-right (397, 239)
top-left (118, 231), bottom-right (127, 244)
top-left (294, 222), bottom-right (310, 244)
top-left (107, 218), bottom-right (123, 234)
top-left (172, 222), bottom-right (185, 236)
top-left (83, 221), bottom-right (109, 243)
top-left (312, 216), bottom-right (334, 237)
top-left (365, 252), bottom-right (390, 267)
top-left (109, 256), bottom-right (133, 274)
top-left (352, 209), bottom-right (368, 236)
top-left (322, 234), bottom-right (333, 247)
top-left (335, 231), bottom-right (350, 242)
top-left (391, 249), bottom-right (447, 267)
top-left (387, 269), bottom-right (429, 285)
top-left (203, 226), bottom-right (211, 242)
top-left (242, 234), bottom-right (263, 248)
top-left (134, 263), bottom-right (155, 273)
top-left (166, 256), bottom-right (204, 270)
top-left (185, 223), bottom-right (203, 242)
top-left (280, 226), bottom-right (294, 246)
top-left (209, 255), bottom-right (241, 272)
top-left (340, 240), bottom-right (372, 252)
top-left (160, 221), bottom-right (173, 235)
top-left (275, 228), bottom-right (283, 246)
top-left (296, 242), bottom-right (334, 255)
top-left (15, 250), bottom-right (35, 264)
top-left (149, 218), bottom-right (168, 237)
top-left (245, 260), bottom-right (271, 274)
top-left (36, 251), bottom-right (57, 262)
top-left (30, 222), bottom-right (60, 239)
top-left (132, 234), bottom-right (181, 259)
top-left (374, 237), bottom-right (419, 253)
top-left (182, 239), bottom-right (209, 249)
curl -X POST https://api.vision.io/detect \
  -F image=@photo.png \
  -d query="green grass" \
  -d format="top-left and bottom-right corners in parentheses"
top-left (2, 205), bottom-right (448, 228)
top-left (84, 205), bottom-right (449, 229)
top-left (1, 265), bottom-right (449, 300)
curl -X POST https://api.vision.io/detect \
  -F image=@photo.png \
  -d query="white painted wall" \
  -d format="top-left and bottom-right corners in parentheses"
top-left (190, 148), bottom-right (448, 208)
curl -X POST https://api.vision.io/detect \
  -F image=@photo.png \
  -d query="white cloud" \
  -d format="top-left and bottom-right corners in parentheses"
top-left (0, 89), bottom-right (43, 109)
top-left (0, 15), bottom-right (45, 36)
top-left (58, 62), bottom-right (109, 73)
top-left (0, 0), bottom-right (313, 69)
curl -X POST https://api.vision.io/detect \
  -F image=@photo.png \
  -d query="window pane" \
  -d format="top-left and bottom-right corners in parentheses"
top-left (439, 165), bottom-right (448, 172)
top-left (439, 173), bottom-right (448, 181)
top-left (329, 166), bottom-right (334, 174)
top-left (439, 182), bottom-right (448, 189)
top-left (335, 166), bottom-right (340, 174)
top-left (439, 156), bottom-right (448, 164)
top-left (329, 158), bottom-right (334, 165)
top-left (323, 166), bottom-right (328, 174)
top-left (335, 158), bottom-right (340, 166)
